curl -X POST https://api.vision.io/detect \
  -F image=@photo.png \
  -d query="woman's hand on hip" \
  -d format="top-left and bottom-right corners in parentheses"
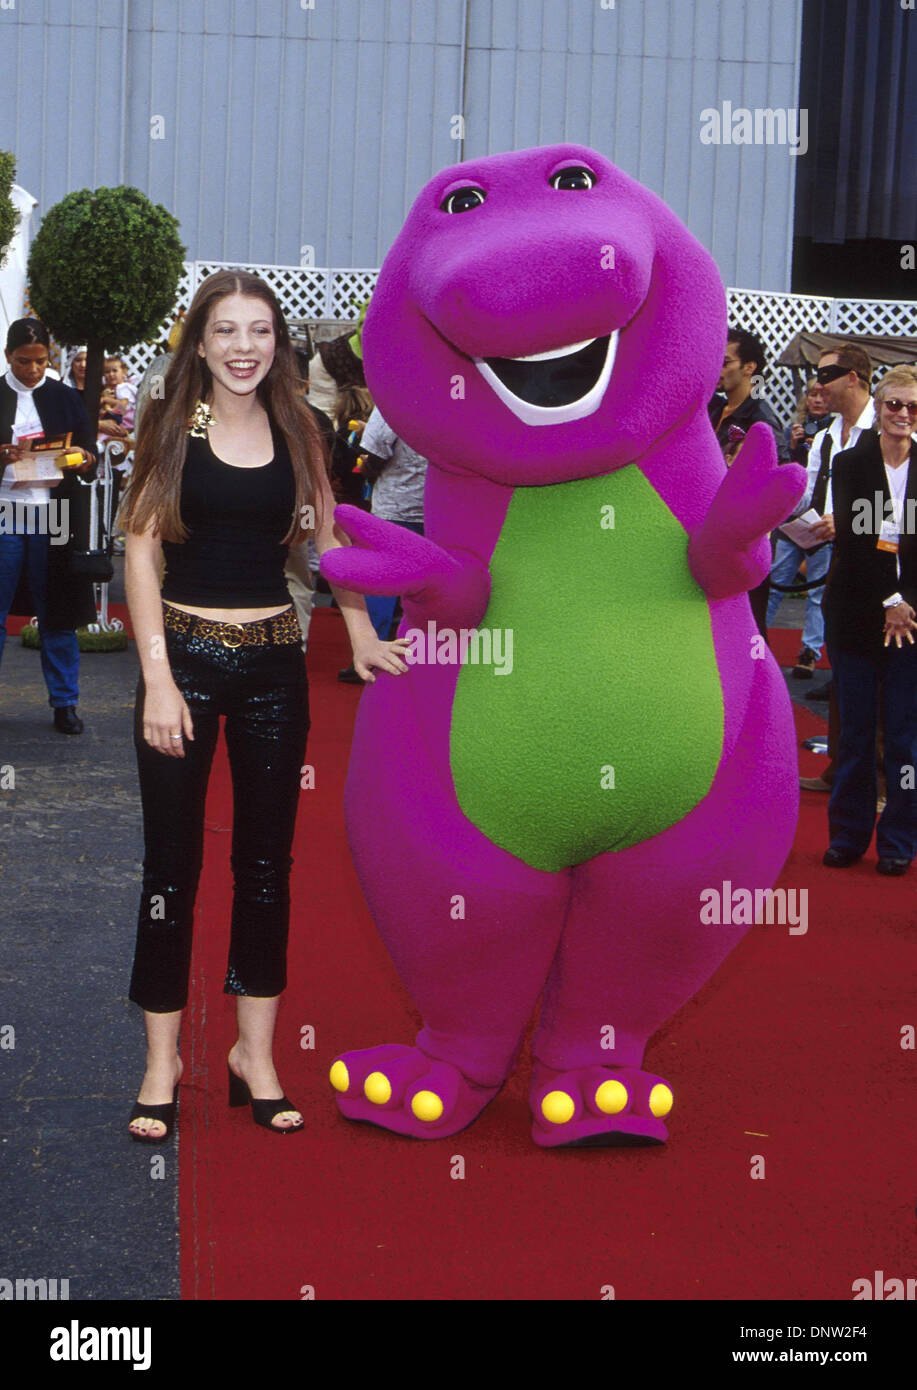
top-left (143, 682), bottom-right (195, 756)
top-left (883, 602), bottom-right (917, 648)
top-left (351, 635), bottom-right (411, 683)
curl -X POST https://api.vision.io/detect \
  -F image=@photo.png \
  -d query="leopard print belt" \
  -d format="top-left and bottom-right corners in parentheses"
top-left (161, 603), bottom-right (301, 649)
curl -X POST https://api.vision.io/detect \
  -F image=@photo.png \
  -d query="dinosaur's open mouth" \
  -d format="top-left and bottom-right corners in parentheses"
top-left (474, 332), bottom-right (618, 426)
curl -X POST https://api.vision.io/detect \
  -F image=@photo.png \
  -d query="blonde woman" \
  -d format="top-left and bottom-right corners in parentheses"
top-left (820, 365), bottom-right (917, 874)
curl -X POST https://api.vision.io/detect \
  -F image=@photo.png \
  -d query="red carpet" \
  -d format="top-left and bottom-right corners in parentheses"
top-left (768, 625), bottom-right (831, 671)
top-left (6, 601), bottom-right (134, 637)
top-left (181, 613), bottom-right (915, 1300)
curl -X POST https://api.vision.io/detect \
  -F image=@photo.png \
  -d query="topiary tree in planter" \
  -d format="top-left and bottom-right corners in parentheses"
top-left (0, 150), bottom-right (18, 268)
top-left (26, 185), bottom-right (185, 433)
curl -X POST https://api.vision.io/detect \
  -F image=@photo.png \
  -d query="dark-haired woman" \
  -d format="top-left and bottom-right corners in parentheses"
top-left (0, 319), bottom-right (96, 732)
top-left (65, 348), bottom-right (87, 397)
top-left (120, 271), bottom-right (409, 1141)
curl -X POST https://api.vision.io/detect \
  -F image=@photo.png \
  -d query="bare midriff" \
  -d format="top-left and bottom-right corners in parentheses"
top-left (163, 600), bottom-right (292, 624)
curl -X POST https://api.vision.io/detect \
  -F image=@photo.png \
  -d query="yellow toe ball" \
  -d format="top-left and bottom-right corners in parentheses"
top-left (541, 1090), bottom-right (576, 1124)
top-left (649, 1083), bottom-right (674, 1117)
top-left (329, 1060), bottom-right (350, 1093)
top-left (411, 1090), bottom-right (444, 1122)
top-left (594, 1079), bottom-right (629, 1115)
top-left (364, 1071), bottom-right (392, 1105)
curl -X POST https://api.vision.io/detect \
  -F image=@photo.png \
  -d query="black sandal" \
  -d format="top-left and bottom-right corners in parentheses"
top-left (128, 1086), bottom-right (179, 1143)
top-left (228, 1064), bottom-right (303, 1134)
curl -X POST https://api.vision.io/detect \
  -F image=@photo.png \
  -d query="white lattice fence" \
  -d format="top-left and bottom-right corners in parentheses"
top-left (330, 270), bottom-right (378, 318)
top-left (111, 262), bottom-right (379, 383)
top-left (726, 288), bottom-right (834, 424)
top-left (832, 298), bottom-right (917, 339)
top-left (727, 289), bottom-right (917, 424)
top-left (193, 261), bottom-right (330, 321)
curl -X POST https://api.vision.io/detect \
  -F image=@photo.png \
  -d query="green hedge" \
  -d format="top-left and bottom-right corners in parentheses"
top-left (20, 624), bottom-right (129, 652)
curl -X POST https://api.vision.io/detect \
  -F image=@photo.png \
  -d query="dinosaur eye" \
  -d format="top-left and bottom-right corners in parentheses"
top-left (441, 187), bottom-right (486, 214)
top-left (550, 167), bottom-right (595, 191)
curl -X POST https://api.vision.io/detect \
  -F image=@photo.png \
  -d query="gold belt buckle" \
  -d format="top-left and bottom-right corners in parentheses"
top-left (220, 623), bottom-right (246, 649)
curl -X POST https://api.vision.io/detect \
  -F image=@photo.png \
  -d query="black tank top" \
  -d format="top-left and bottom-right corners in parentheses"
top-left (160, 423), bottom-right (297, 606)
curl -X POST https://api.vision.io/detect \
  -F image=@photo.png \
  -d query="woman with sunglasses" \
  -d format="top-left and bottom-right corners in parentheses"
top-left (820, 365), bottom-right (917, 875)
top-left (120, 270), bottom-right (409, 1141)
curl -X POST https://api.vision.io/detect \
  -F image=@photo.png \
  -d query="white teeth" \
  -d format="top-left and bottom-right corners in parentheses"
top-left (474, 330), bottom-right (619, 427)
top-left (505, 339), bottom-right (595, 362)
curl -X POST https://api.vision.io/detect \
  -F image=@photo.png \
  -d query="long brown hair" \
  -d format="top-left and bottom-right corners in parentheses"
top-left (334, 384), bottom-right (374, 434)
top-left (120, 270), bottom-right (328, 544)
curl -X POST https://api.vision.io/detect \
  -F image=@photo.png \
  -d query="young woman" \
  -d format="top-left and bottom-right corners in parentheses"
top-left (120, 270), bottom-right (408, 1141)
top-left (0, 319), bottom-right (96, 733)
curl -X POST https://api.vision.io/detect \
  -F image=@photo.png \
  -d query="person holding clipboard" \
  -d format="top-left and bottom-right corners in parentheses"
top-left (0, 318), bottom-right (96, 733)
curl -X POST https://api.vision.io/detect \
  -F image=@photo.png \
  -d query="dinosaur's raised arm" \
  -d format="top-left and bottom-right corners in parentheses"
top-left (688, 424), bottom-right (807, 600)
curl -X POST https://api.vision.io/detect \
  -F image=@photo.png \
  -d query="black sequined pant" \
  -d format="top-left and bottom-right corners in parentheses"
top-left (128, 610), bottom-right (309, 1013)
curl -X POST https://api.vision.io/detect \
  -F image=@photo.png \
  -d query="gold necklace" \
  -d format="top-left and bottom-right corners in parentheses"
top-left (189, 401), bottom-right (216, 438)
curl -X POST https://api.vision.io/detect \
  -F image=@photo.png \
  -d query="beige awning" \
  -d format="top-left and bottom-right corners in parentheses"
top-left (776, 330), bottom-right (917, 370)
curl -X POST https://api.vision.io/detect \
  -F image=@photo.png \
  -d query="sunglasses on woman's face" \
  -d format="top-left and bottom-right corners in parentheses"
top-left (883, 397), bottom-right (917, 417)
top-left (882, 398), bottom-right (917, 418)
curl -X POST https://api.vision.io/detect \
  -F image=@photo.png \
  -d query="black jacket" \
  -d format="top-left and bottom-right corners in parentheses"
top-left (708, 391), bottom-right (790, 461)
top-left (0, 375), bottom-right (99, 630)
top-left (823, 430), bottom-right (917, 656)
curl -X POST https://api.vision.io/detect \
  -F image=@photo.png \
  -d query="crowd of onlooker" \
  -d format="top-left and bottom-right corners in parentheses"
top-left (4, 304), bottom-right (915, 875)
top-left (78, 315), bottom-right (917, 882)
top-left (709, 326), bottom-right (917, 875)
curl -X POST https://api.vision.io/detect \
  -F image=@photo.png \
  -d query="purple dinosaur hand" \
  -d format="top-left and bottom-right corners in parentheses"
top-left (688, 423), bottom-right (807, 600)
top-left (320, 505), bottom-right (492, 628)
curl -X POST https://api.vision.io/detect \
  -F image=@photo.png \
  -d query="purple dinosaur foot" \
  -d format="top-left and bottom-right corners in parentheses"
top-left (530, 1062), bottom-right (674, 1148)
top-left (329, 1044), bottom-right (500, 1139)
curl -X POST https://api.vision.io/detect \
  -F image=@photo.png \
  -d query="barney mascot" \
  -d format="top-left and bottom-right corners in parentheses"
top-left (321, 144), bottom-right (806, 1148)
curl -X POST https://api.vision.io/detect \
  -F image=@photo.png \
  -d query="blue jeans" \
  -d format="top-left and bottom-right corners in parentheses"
top-left (826, 642), bottom-right (917, 860)
top-left (766, 537), bottom-right (832, 655)
top-left (0, 522), bottom-right (80, 707)
top-left (365, 518), bottom-right (425, 640)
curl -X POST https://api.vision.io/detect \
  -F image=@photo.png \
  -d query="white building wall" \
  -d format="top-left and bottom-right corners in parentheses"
top-left (0, 0), bottom-right (804, 290)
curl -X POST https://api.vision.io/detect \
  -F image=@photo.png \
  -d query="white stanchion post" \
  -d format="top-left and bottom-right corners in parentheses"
top-left (81, 441), bottom-right (126, 634)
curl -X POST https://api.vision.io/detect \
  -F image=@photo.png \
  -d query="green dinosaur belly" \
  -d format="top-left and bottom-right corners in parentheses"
top-left (449, 468), bottom-right (724, 871)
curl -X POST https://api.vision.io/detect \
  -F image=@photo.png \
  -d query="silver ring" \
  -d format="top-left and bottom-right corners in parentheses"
top-left (169, 733), bottom-right (182, 740)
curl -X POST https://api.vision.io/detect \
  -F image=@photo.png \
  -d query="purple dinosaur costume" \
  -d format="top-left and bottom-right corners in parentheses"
top-left (321, 144), bottom-right (806, 1147)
